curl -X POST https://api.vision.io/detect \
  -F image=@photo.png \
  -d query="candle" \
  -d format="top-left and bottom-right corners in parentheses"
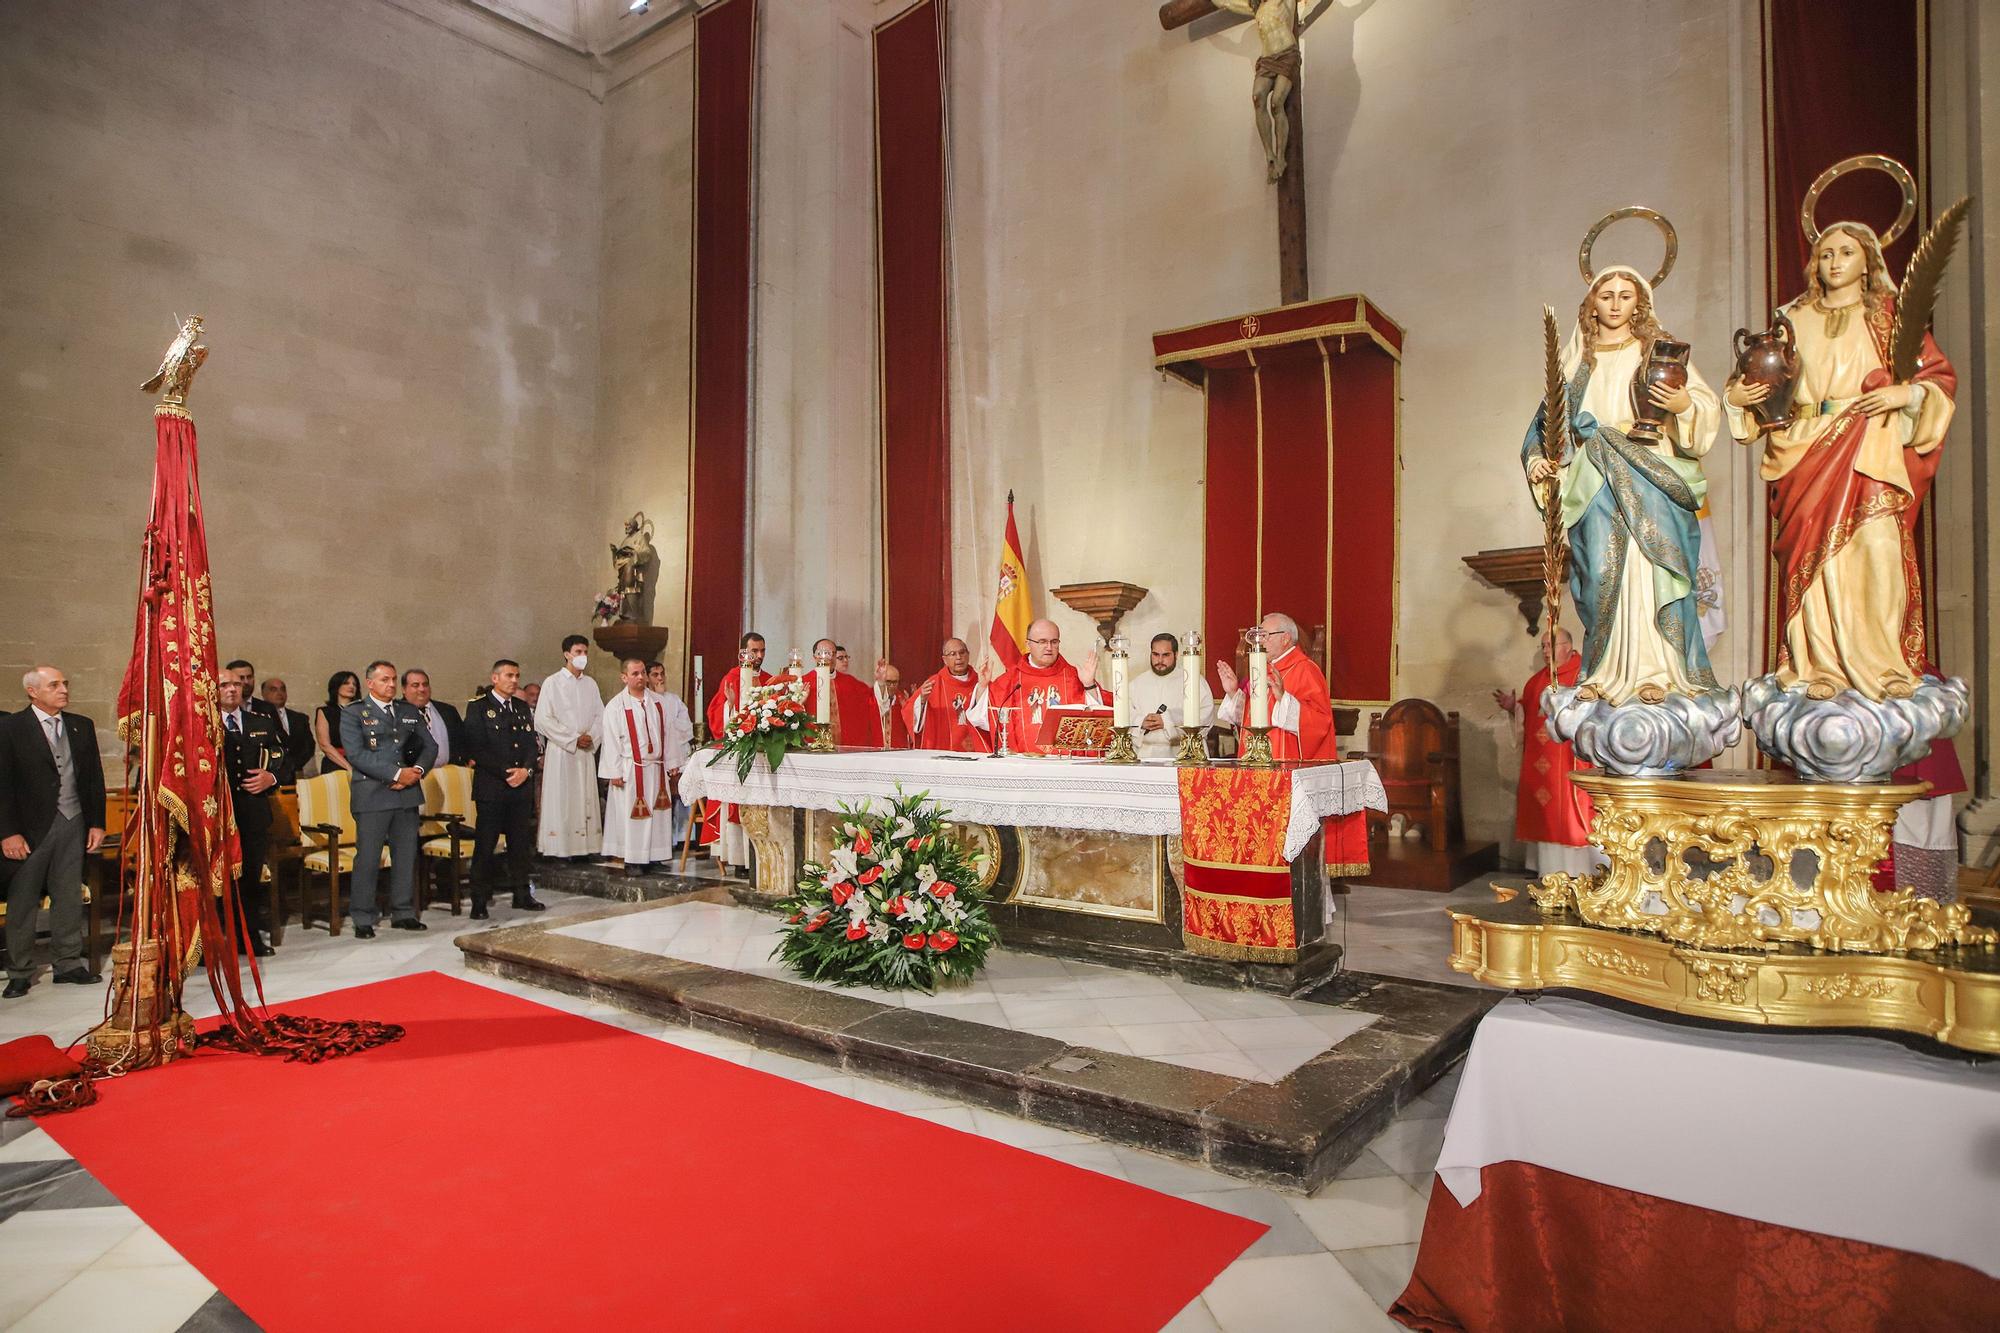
top-left (737, 663), bottom-right (752, 714)
top-left (1248, 644), bottom-right (1270, 730)
top-left (1182, 644), bottom-right (1201, 728)
top-left (1110, 647), bottom-right (1130, 728)
top-left (815, 664), bottom-right (832, 724)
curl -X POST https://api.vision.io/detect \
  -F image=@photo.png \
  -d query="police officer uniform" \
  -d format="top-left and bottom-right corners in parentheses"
top-left (220, 703), bottom-right (281, 954)
top-left (462, 688), bottom-right (544, 918)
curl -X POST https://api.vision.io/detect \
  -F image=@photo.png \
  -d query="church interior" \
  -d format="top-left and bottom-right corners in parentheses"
top-left (1, 1), bottom-right (1997, 1329)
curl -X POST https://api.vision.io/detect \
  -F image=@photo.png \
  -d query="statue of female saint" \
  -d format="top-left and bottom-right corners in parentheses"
top-left (1523, 239), bottom-right (1722, 707)
top-left (1726, 164), bottom-right (1954, 702)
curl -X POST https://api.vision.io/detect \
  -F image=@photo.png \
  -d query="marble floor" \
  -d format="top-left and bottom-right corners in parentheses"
top-left (1334, 875), bottom-right (1514, 990)
top-left (0, 885), bottom-right (1468, 1332)
top-left (560, 900), bottom-right (1380, 1082)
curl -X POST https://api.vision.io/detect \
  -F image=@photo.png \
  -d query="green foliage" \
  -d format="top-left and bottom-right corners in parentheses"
top-left (772, 787), bottom-right (999, 993)
top-left (705, 678), bottom-right (814, 781)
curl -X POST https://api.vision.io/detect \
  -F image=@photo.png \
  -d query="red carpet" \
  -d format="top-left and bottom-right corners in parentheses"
top-left (40, 971), bottom-right (1264, 1331)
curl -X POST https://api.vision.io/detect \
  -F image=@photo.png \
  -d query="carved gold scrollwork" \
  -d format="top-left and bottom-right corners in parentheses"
top-left (1567, 774), bottom-right (2000, 956)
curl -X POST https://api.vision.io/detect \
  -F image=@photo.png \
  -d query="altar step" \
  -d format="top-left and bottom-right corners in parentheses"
top-left (459, 890), bottom-right (1497, 1194)
top-left (530, 855), bottom-right (749, 904)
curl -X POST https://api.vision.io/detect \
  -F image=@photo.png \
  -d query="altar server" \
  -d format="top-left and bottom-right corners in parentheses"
top-left (906, 638), bottom-right (987, 752)
top-left (645, 660), bottom-right (696, 845)
top-left (534, 634), bottom-right (603, 858)
top-left (1214, 612), bottom-right (1335, 761)
top-left (1129, 633), bottom-right (1213, 760)
top-left (600, 658), bottom-right (690, 869)
top-left (802, 638), bottom-right (884, 747)
top-left (966, 618), bottom-right (1101, 740)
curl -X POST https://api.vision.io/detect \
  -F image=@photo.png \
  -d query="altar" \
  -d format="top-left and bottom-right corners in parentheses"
top-left (678, 749), bottom-right (1387, 993)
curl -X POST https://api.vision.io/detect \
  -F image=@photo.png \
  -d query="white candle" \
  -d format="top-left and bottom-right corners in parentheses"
top-left (815, 664), bottom-right (831, 724)
top-left (1248, 647), bottom-right (1270, 730)
top-left (738, 664), bottom-right (752, 711)
top-left (1183, 648), bottom-right (1201, 728)
top-left (1110, 649), bottom-right (1129, 728)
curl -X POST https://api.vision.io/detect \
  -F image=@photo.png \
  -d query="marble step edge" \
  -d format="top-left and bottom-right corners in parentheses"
top-left (454, 917), bottom-right (1494, 1193)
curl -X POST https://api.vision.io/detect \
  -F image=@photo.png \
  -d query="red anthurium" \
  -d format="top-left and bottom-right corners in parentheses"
top-left (884, 895), bottom-right (906, 915)
top-left (932, 930), bottom-right (958, 951)
top-left (830, 882), bottom-right (853, 906)
top-left (804, 911), bottom-right (831, 933)
top-left (853, 830), bottom-right (874, 857)
top-left (845, 922), bottom-right (868, 941)
top-left (857, 866), bottom-right (883, 886)
top-left (903, 933), bottom-right (927, 950)
top-left (786, 911), bottom-right (803, 923)
top-left (932, 881), bottom-right (958, 899)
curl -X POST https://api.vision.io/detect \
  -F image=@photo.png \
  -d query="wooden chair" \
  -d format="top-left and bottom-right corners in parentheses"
top-left (1356, 699), bottom-right (1463, 851)
top-left (1351, 698), bottom-right (1497, 891)
top-left (261, 787), bottom-right (305, 946)
top-left (295, 771), bottom-right (385, 936)
top-left (418, 765), bottom-right (475, 916)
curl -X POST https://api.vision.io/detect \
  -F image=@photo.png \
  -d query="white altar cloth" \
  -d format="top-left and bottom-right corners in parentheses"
top-left (1437, 996), bottom-right (2000, 1278)
top-left (678, 749), bottom-right (1385, 862)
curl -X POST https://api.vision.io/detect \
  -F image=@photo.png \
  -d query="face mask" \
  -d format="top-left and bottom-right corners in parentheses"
top-left (570, 653), bottom-right (588, 671)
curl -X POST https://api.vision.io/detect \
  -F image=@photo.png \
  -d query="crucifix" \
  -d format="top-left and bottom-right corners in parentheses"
top-left (1159, 0), bottom-right (1339, 305)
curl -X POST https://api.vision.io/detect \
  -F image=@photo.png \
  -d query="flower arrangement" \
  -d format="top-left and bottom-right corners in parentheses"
top-left (709, 678), bottom-right (814, 780)
top-left (774, 789), bottom-right (998, 992)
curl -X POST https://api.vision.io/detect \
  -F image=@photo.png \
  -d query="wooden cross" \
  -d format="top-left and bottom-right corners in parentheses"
top-left (1158, 0), bottom-right (1338, 305)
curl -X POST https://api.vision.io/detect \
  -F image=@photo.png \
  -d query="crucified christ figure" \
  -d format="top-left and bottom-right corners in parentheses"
top-left (1213, 0), bottom-right (1334, 181)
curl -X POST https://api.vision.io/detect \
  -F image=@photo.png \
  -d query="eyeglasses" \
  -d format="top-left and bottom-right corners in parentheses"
top-left (1027, 637), bottom-right (1059, 646)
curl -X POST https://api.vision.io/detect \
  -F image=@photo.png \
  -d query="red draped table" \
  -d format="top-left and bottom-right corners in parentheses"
top-left (1393, 997), bottom-right (2000, 1332)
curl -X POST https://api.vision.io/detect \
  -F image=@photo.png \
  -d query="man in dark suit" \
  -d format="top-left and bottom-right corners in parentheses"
top-left (259, 677), bottom-right (318, 784)
top-left (401, 669), bottom-right (467, 768)
top-left (225, 659), bottom-right (282, 725)
top-left (0, 666), bottom-right (106, 997)
top-left (340, 660), bottom-right (437, 938)
top-left (460, 659), bottom-right (545, 920)
top-left (218, 676), bottom-right (280, 957)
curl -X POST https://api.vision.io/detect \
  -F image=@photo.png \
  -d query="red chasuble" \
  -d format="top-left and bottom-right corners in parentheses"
top-left (802, 672), bottom-right (886, 747)
top-left (1514, 650), bottom-right (1593, 847)
top-left (989, 657), bottom-right (1092, 719)
top-left (905, 669), bottom-right (987, 752)
top-left (1224, 648), bottom-right (1365, 872)
top-left (699, 669), bottom-right (774, 845)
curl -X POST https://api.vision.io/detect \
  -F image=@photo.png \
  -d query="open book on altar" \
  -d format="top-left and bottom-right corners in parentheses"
top-left (1033, 705), bottom-right (1115, 757)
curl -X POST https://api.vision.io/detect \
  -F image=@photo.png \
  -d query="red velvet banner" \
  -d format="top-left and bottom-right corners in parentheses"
top-left (689, 0), bottom-right (758, 694)
top-left (1257, 344), bottom-right (1330, 665)
top-left (875, 0), bottom-right (951, 675)
top-left (1758, 0), bottom-right (1929, 673)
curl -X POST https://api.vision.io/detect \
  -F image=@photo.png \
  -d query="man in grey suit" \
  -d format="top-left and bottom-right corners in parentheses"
top-left (340, 660), bottom-right (437, 938)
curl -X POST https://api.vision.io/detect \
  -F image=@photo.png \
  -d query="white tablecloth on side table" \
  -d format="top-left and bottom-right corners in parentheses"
top-left (1437, 995), bottom-right (2000, 1278)
top-left (678, 749), bottom-right (1385, 862)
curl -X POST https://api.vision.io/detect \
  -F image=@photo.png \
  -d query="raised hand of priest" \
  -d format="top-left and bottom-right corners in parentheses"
top-left (919, 678), bottom-right (935, 700)
top-left (1077, 657), bottom-right (1097, 689)
top-left (1493, 687), bottom-right (1518, 715)
top-left (1268, 672), bottom-right (1285, 700)
top-left (1215, 661), bottom-right (1239, 695)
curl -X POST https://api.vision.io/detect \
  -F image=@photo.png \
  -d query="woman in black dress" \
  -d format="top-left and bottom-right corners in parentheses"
top-left (313, 670), bottom-right (360, 774)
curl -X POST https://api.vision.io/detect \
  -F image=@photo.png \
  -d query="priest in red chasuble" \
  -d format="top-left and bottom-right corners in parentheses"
top-left (1496, 628), bottom-right (1599, 878)
top-left (905, 638), bottom-right (989, 752)
top-left (966, 618), bottom-right (1102, 743)
top-left (700, 632), bottom-right (774, 865)
top-left (1213, 613), bottom-right (1335, 760)
top-left (803, 638), bottom-right (884, 747)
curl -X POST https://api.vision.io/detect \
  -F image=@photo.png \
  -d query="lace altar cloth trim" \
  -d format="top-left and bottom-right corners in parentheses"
top-left (680, 750), bottom-right (1386, 862)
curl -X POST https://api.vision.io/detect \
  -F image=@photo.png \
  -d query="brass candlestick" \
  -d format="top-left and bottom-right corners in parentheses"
top-left (1174, 726), bottom-right (1209, 766)
top-left (807, 723), bottom-right (837, 753)
top-left (1104, 728), bottom-right (1139, 764)
top-left (1240, 726), bottom-right (1277, 767)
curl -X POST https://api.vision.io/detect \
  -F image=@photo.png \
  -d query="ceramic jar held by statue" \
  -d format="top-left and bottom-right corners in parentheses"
top-left (1730, 311), bottom-right (1802, 436)
top-left (1627, 339), bottom-right (1692, 444)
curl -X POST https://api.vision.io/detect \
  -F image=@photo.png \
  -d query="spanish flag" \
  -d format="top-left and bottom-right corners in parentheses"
top-left (988, 490), bottom-right (1030, 668)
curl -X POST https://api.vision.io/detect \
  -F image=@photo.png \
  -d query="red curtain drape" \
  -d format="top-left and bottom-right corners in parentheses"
top-left (688, 0), bottom-right (758, 693)
top-left (874, 0), bottom-right (952, 676)
top-left (1758, 0), bottom-right (1929, 672)
top-left (1392, 1160), bottom-right (2000, 1332)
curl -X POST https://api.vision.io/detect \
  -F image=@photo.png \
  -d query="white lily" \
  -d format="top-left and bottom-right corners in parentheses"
top-left (914, 864), bottom-right (939, 895)
top-left (829, 846), bottom-right (861, 881)
top-left (890, 816), bottom-right (916, 843)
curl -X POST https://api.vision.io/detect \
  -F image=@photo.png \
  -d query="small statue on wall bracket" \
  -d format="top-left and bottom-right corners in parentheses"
top-left (596, 511), bottom-right (656, 627)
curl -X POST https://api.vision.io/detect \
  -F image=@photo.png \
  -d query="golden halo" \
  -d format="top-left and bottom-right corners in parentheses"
top-left (1578, 206), bottom-right (1678, 289)
top-left (1801, 154), bottom-right (1917, 247)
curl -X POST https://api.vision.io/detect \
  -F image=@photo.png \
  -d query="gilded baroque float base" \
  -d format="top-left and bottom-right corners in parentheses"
top-left (1449, 898), bottom-right (2000, 1054)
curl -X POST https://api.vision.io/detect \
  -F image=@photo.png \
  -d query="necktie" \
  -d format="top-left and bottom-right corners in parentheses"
top-left (45, 716), bottom-right (61, 756)
top-left (227, 714), bottom-right (241, 734)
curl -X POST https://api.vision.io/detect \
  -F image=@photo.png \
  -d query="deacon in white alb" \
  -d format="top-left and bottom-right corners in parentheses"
top-left (534, 634), bottom-right (604, 857)
top-left (1128, 632), bottom-right (1214, 760)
